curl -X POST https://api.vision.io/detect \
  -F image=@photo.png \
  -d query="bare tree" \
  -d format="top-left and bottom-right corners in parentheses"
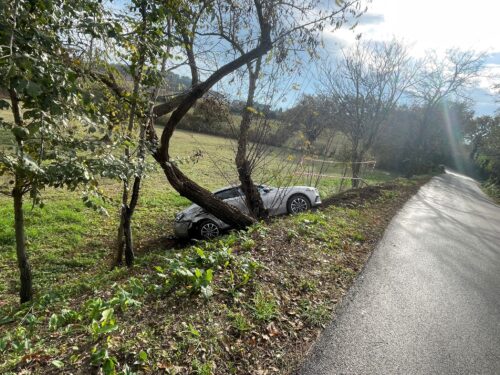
top-left (321, 39), bottom-right (416, 187)
top-left (147, 0), bottom-right (364, 226)
top-left (405, 49), bottom-right (485, 174)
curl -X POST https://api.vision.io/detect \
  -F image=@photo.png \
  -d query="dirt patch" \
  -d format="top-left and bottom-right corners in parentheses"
top-left (322, 181), bottom-right (400, 208)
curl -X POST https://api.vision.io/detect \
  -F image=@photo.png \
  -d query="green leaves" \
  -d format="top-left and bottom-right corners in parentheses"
top-left (25, 81), bottom-right (42, 98)
top-left (51, 359), bottom-right (65, 369)
top-left (11, 126), bottom-right (30, 140)
top-left (90, 344), bottom-right (118, 375)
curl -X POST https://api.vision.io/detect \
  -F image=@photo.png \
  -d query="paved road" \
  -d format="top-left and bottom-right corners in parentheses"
top-left (298, 171), bottom-right (500, 374)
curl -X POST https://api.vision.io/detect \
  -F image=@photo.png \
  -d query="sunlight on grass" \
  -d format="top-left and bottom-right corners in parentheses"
top-left (0, 126), bottom-right (398, 305)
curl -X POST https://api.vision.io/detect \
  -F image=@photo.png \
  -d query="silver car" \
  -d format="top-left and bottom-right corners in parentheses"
top-left (174, 184), bottom-right (321, 239)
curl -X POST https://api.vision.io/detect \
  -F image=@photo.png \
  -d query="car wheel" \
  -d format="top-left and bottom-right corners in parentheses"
top-left (197, 219), bottom-right (220, 239)
top-left (287, 194), bottom-right (310, 214)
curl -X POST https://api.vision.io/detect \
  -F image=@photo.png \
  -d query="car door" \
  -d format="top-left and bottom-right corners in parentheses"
top-left (216, 187), bottom-right (249, 214)
top-left (258, 185), bottom-right (281, 215)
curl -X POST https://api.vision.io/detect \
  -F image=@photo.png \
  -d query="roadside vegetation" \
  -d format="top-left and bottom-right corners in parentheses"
top-left (0, 177), bottom-right (429, 374)
top-left (0, 128), bottom-right (395, 307)
top-left (465, 113), bottom-right (500, 203)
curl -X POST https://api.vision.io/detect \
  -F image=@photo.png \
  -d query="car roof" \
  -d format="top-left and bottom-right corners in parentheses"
top-left (212, 185), bottom-right (240, 193)
top-left (212, 183), bottom-right (270, 194)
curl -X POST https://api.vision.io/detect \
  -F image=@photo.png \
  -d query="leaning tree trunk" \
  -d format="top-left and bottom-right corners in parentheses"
top-left (236, 59), bottom-right (268, 219)
top-left (13, 186), bottom-right (32, 303)
top-left (148, 15), bottom-right (272, 229)
top-left (156, 159), bottom-right (255, 228)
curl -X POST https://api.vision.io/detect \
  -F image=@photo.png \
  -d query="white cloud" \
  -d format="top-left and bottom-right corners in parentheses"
top-left (322, 0), bottom-right (500, 114)
top-left (350, 0), bottom-right (499, 55)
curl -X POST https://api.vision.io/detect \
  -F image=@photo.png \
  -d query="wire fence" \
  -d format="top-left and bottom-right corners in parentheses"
top-left (294, 157), bottom-right (377, 194)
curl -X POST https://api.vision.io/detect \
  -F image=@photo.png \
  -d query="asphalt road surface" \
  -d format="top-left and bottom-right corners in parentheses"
top-left (298, 171), bottom-right (500, 374)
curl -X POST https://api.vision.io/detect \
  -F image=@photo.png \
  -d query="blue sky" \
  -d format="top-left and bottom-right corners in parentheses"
top-left (319, 0), bottom-right (500, 115)
top-left (111, 0), bottom-right (499, 115)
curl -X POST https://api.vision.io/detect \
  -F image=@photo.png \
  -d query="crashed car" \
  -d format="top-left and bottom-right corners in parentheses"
top-left (174, 184), bottom-right (321, 239)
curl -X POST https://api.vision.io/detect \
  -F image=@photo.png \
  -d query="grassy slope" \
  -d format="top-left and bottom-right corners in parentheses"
top-left (0, 123), bottom-right (396, 307)
top-left (0, 177), bottom-right (429, 374)
top-left (0, 107), bottom-right (405, 373)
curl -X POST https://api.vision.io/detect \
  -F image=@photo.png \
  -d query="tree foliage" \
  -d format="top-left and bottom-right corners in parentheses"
top-left (0, 0), bottom-right (121, 302)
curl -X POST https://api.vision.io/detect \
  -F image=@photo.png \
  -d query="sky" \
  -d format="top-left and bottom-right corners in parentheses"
top-left (319, 0), bottom-right (500, 115)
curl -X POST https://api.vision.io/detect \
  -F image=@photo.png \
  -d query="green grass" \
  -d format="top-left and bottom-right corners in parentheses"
top-left (0, 176), bottom-right (427, 374)
top-left (0, 105), bottom-right (398, 308)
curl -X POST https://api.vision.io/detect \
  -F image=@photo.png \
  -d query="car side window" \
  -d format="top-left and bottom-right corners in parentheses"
top-left (215, 188), bottom-right (241, 200)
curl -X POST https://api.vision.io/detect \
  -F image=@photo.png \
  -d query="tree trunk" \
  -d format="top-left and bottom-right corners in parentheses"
top-left (148, 19), bottom-right (272, 230)
top-left (113, 0), bottom-right (147, 268)
top-left (236, 59), bottom-right (268, 219)
top-left (9, 80), bottom-right (32, 303)
top-left (115, 202), bottom-right (136, 268)
top-left (157, 160), bottom-right (255, 228)
top-left (351, 154), bottom-right (363, 188)
top-left (123, 207), bottom-right (134, 267)
top-left (238, 157), bottom-right (268, 218)
top-left (13, 187), bottom-right (32, 303)
top-left (115, 206), bottom-right (126, 266)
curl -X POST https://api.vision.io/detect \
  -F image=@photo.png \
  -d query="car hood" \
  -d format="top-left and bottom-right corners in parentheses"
top-left (177, 203), bottom-right (203, 218)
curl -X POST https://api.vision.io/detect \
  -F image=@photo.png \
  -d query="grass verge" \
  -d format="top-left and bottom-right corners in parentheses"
top-left (482, 180), bottom-right (500, 204)
top-left (0, 176), bottom-right (429, 374)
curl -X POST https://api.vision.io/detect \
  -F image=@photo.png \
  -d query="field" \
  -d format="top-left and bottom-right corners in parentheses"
top-left (0, 124), bottom-right (397, 303)
top-left (0, 116), bottom-right (408, 374)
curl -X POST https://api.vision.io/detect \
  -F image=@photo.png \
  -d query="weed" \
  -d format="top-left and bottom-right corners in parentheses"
top-left (381, 190), bottom-right (399, 199)
top-left (247, 221), bottom-right (269, 238)
top-left (299, 300), bottom-right (330, 327)
top-left (90, 307), bottom-right (118, 340)
top-left (351, 231), bottom-right (366, 241)
top-left (330, 264), bottom-right (356, 280)
top-left (299, 278), bottom-right (317, 293)
top-left (286, 228), bottom-right (299, 241)
top-left (192, 359), bottom-right (214, 375)
top-left (228, 311), bottom-right (253, 333)
top-left (90, 339), bottom-right (119, 375)
top-left (49, 308), bottom-right (82, 331)
top-left (251, 290), bottom-right (279, 322)
top-left (0, 326), bottom-right (30, 355)
top-left (240, 238), bottom-right (256, 251)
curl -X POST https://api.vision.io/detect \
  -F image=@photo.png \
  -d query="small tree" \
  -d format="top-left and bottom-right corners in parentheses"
top-left (0, 0), bottom-right (114, 302)
top-left (284, 95), bottom-right (334, 144)
top-left (321, 39), bottom-right (415, 187)
top-left (106, 1), bottom-right (174, 267)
